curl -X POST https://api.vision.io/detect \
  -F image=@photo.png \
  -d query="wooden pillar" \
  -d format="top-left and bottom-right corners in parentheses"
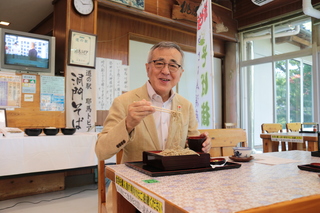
top-left (52, 0), bottom-right (97, 76)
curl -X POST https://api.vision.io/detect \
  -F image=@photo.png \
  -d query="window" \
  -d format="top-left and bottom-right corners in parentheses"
top-left (239, 17), bottom-right (314, 152)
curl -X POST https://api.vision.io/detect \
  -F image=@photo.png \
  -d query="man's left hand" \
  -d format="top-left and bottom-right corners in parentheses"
top-left (200, 132), bottom-right (211, 153)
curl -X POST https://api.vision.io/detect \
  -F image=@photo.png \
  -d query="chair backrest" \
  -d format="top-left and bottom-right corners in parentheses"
top-left (286, 122), bottom-right (301, 132)
top-left (224, 122), bottom-right (237, 129)
top-left (261, 123), bottom-right (283, 133)
top-left (199, 128), bottom-right (247, 157)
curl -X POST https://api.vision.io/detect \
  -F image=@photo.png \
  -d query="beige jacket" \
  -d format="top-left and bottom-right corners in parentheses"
top-left (95, 83), bottom-right (200, 163)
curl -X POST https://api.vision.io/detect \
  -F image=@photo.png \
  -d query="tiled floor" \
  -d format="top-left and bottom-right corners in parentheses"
top-left (0, 184), bottom-right (99, 213)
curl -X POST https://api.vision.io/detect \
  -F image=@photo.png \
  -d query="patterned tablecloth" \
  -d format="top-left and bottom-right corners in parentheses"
top-left (107, 151), bottom-right (320, 213)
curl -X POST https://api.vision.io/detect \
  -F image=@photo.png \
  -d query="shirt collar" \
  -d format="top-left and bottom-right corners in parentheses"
top-left (147, 81), bottom-right (175, 103)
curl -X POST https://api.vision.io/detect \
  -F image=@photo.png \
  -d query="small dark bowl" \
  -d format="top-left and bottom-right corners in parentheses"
top-left (61, 128), bottom-right (76, 135)
top-left (210, 157), bottom-right (226, 165)
top-left (43, 128), bottom-right (59, 136)
top-left (187, 135), bottom-right (207, 152)
top-left (24, 128), bottom-right (42, 136)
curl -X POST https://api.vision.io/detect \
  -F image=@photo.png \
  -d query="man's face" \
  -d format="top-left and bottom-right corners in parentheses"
top-left (145, 47), bottom-right (184, 101)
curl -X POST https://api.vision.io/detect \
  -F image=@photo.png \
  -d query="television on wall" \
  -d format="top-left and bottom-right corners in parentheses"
top-left (0, 28), bottom-right (55, 75)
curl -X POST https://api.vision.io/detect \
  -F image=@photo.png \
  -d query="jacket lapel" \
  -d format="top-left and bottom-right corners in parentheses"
top-left (135, 84), bottom-right (161, 150)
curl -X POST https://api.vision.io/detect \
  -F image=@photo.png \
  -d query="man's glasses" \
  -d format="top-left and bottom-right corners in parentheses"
top-left (148, 60), bottom-right (182, 73)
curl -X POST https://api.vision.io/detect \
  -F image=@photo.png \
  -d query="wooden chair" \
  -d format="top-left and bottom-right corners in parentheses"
top-left (261, 123), bottom-right (285, 152)
top-left (98, 160), bottom-right (107, 213)
top-left (286, 122), bottom-right (303, 150)
top-left (286, 122), bottom-right (301, 132)
top-left (224, 122), bottom-right (237, 129)
top-left (199, 128), bottom-right (247, 157)
top-left (98, 150), bottom-right (129, 213)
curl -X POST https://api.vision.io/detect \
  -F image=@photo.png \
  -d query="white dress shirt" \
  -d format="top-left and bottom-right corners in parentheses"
top-left (147, 81), bottom-right (175, 150)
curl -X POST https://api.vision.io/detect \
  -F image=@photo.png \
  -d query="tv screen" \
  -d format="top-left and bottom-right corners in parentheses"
top-left (0, 28), bottom-right (55, 75)
top-left (5, 33), bottom-right (49, 68)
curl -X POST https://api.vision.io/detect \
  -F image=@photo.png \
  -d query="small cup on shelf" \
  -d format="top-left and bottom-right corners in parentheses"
top-left (24, 128), bottom-right (42, 136)
top-left (61, 127), bottom-right (76, 135)
top-left (43, 127), bottom-right (59, 136)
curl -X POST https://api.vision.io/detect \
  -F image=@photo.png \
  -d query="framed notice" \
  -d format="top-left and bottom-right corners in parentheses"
top-left (68, 30), bottom-right (97, 68)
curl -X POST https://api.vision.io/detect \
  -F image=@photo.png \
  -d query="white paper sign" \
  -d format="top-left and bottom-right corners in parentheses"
top-left (271, 134), bottom-right (303, 143)
top-left (96, 57), bottom-right (108, 110)
top-left (66, 66), bottom-right (96, 132)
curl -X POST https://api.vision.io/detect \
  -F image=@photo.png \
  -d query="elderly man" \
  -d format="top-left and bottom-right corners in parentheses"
top-left (95, 41), bottom-right (211, 212)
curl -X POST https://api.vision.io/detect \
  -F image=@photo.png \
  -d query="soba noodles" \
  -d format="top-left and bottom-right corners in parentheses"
top-left (158, 148), bottom-right (199, 156)
top-left (158, 107), bottom-right (199, 156)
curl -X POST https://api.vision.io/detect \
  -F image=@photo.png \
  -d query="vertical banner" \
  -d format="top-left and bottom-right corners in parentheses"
top-left (121, 65), bottom-right (130, 94)
top-left (96, 57), bottom-right (107, 110)
top-left (66, 66), bottom-right (96, 132)
top-left (113, 59), bottom-right (122, 98)
top-left (106, 59), bottom-right (114, 109)
top-left (95, 58), bottom-right (130, 110)
top-left (196, 0), bottom-right (214, 129)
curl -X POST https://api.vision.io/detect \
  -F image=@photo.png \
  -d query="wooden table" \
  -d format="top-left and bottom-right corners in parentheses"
top-left (260, 132), bottom-right (318, 152)
top-left (105, 151), bottom-right (320, 213)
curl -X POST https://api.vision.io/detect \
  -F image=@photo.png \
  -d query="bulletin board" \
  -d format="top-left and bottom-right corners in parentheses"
top-left (4, 73), bottom-right (65, 129)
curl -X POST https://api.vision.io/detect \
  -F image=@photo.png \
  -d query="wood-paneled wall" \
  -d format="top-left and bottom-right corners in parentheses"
top-left (234, 0), bottom-right (320, 29)
top-left (96, 4), bottom-right (228, 63)
top-left (97, 7), bottom-right (198, 63)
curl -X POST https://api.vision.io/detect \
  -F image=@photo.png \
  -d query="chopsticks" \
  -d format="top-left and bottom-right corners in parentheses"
top-left (151, 105), bottom-right (181, 114)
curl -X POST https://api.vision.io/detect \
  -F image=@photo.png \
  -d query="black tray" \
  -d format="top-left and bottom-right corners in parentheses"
top-left (125, 161), bottom-right (241, 177)
top-left (299, 131), bottom-right (318, 133)
top-left (298, 164), bottom-right (320, 172)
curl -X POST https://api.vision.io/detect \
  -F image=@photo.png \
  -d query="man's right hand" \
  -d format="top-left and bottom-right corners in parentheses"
top-left (125, 99), bottom-right (155, 133)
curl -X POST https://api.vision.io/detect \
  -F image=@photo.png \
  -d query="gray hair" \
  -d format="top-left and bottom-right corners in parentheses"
top-left (147, 41), bottom-right (184, 67)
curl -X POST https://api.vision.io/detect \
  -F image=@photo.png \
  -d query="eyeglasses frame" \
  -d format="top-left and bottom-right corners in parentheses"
top-left (148, 59), bottom-right (182, 73)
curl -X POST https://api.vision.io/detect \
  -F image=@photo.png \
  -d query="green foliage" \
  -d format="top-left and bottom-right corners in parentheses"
top-left (275, 59), bottom-right (313, 127)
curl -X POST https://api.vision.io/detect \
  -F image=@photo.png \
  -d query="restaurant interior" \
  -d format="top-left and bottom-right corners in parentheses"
top-left (1, 0), bottom-right (320, 212)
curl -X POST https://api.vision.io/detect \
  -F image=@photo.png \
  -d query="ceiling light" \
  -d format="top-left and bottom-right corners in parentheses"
top-left (0, 21), bottom-right (10, 26)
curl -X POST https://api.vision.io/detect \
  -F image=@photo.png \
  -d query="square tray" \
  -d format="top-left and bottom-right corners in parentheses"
top-left (125, 161), bottom-right (241, 177)
top-left (299, 131), bottom-right (317, 133)
top-left (143, 150), bottom-right (210, 171)
top-left (298, 164), bottom-right (320, 172)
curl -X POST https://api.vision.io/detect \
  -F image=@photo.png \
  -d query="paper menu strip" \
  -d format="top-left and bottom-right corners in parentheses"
top-left (252, 154), bottom-right (300, 165)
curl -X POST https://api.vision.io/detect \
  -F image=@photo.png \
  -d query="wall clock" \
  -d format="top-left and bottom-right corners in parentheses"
top-left (73, 0), bottom-right (94, 15)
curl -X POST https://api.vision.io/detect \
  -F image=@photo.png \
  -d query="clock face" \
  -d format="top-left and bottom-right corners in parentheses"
top-left (73, 0), bottom-right (94, 15)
